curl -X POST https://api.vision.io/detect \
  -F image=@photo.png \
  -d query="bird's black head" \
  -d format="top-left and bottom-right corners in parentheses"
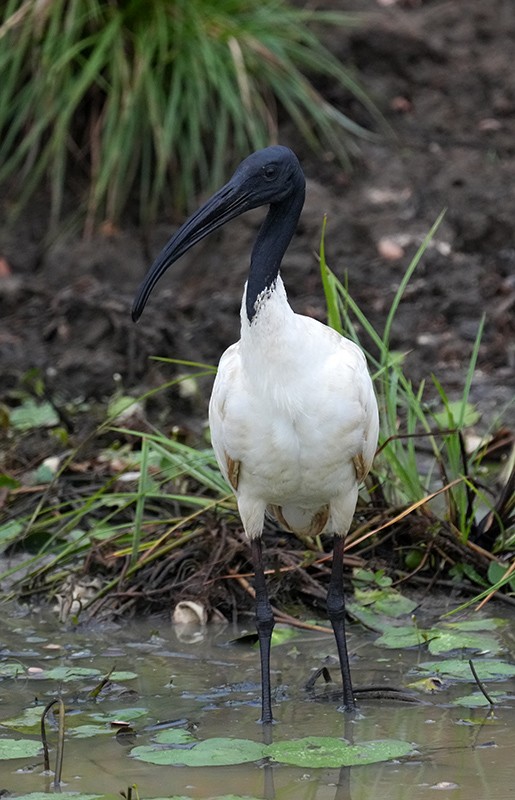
top-left (228, 146), bottom-right (305, 209)
top-left (131, 146), bottom-right (305, 322)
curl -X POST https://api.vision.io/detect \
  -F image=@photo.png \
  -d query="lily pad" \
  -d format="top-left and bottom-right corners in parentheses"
top-left (0, 663), bottom-right (26, 678)
top-left (374, 626), bottom-right (438, 649)
top-left (1, 706), bottom-right (43, 732)
top-left (108, 670), bottom-right (138, 681)
top-left (346, 602), bottom-right (390, 633)
top-left (68, 724), bottom-right (115, 738)
top-left (427, 630), bottom-right (500, 656)
top-left (37, 666), bottom-right (102, 681)
top-left (444, 618), bottom-right (504, 632)
top-left (89, 707), bottom-right (148, 723)
top-left (268, 736), bottom-right (414, 768)
top-left (451, 691), bottom-right (508, 708)
top-left (354, 587), bottom-right (418, 618)
top-left (154, 729), bottom-right (196, 745)
top-left (418, 658), bottom-right (515, 681)
top-left (0, 738), bottom-right (42, 760)
top-left (11, 795), bottom-right (102, 800)
top-left (131, 736), bottom-right (265, 766)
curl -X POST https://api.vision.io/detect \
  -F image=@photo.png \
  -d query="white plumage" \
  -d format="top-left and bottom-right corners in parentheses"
top-left (209, 275), bottom-right (379, 540)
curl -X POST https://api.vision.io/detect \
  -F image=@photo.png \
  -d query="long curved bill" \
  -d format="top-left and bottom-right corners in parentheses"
top-left (132, 180), bottom-right (252, 321)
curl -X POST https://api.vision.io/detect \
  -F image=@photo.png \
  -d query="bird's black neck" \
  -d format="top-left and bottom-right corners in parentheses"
top-left (246, 184), bottom-right (305, 322)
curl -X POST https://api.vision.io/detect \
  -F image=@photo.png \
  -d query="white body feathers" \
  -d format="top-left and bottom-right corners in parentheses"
top-left (209, 276), bottom-right (379, 540)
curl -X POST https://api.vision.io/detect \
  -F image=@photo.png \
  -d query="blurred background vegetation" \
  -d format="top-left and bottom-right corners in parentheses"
top-left (0, 0), bottom-right (379, 231)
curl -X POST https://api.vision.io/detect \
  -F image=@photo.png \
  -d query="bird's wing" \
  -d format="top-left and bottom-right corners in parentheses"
top-left (317, 323), bottom-right (379, 482)
top-left (208, 342), bottom-right (243, 489)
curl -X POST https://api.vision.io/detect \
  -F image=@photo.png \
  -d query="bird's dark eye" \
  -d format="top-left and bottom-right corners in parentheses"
top-left (262, 164), bottom-right (278, 181)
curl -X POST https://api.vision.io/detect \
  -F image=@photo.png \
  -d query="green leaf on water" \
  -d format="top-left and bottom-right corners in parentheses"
top-left (354, 587), bottom-right (418, 618)
top-left (268, 736), bottom-right (414, 768)
top-left (68, 724), bottom-right (115, 738)
top-left (444, 617), bottom-right (504, 632)
top-left (131, 737), bottom-right (265, 766)
top-left (153, 729), bottom-right (197, 745)
top-left (38, 666), bottom-right (101, 681)
top-left (346, 601), bottom-right (391, 633)
top-left (270, 626), bottom-right (300, 646)
top-left (0, 738), bottom-right (42, 760)
top-left (0, 662), bottom-right (26, 678)
top-left (374, 626), bottom-right (439, 649)
top-left (109, 670), bottom-right (138, 681)
top-left (0, 706), bottom-right (43, 732)
top-left (418, 658), bottom-right (515, 680)
top-left (451, 691), bottom-right (507, 708)
top-left (427, 630), bottom-right (500, 656)
top-left (11, 794), bottom-right (102, 800)
top-left (89, 707), bottom-right (148, 723)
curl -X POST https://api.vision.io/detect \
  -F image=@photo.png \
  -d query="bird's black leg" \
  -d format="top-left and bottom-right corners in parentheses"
top-left (327, 534), bottom-right (356, 711)
top-left (250, 537), bottom-right (275, 723)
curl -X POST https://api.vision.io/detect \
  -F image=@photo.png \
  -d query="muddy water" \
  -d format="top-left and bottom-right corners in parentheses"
top-left (1, 605), bottom-right (514, 799)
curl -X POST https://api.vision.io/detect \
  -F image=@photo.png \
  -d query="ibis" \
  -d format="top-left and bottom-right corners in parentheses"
top-left (132, 146), bottom-right (379, 723)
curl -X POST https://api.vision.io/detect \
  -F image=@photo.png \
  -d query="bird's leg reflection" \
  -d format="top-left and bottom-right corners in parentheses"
top-left (334, 715), bottom-right (354, 800)
top-left (327, 535), bottom-right (355, 711)
top-left (251, 537), bottom-right (276, 724)
top-left (261, 721), bottom-right (275, 800)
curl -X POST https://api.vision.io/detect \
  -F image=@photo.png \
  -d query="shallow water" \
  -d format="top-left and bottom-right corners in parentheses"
top-left (1, 604), bottom-right (514, 799)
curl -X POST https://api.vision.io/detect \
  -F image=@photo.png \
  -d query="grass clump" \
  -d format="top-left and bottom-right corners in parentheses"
top-left (0, 0), bottom-right (376, 228)
top-left (319, 213), bottom-right (514, 582)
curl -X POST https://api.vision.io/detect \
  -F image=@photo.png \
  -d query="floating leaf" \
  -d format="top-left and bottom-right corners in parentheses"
top-left (0, 738), bottom-right (42, 760)
top-left (109, 670), bottom-right (138, 681)
top-left (270, 627), bottom-right (300, 646)
top-left (38, 666), bottom-right (101, 681)
top-left (268, 736), bottom-right (414, 768)
top-left (374, 626), bottom-right (439, 649)
top-left (10, 794), bottom-right (102, 800)
top-left (444, 618), bottom-right (504, 632)
top-left (154, 729), bottom-right (196, 745)
top-left (89, 707), bottom-right (148, 723)
top-left (68, 724), bottom-right (115, 738)
top-left (131, 737), bottom-right (265, 766)
top-left (0, 707), bottom-right (43, 732)
top-left (418, 659), bottom-right (515, 681)
top-left (347, 601), bottom-right (390, 633)
top-left (354, 588), bottom-right (418, 618)
top-left (451, 691), bottom-right (508, 708)
top-left (427, 630), bottom-right (500, 656)
top-left (0, 663), bottom-right (26, 678)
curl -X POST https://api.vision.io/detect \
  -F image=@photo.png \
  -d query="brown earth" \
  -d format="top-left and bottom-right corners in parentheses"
top-left (1, 1), bottom-right (513, 453)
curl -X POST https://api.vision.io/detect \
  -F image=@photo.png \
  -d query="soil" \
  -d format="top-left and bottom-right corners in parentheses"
top-left (0, 1), bottom-right (513, 616)
top-left (1, 0), bottom-right (514, 441)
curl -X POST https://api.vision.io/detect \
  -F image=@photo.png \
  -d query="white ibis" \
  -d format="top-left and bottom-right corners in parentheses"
top-left (132, 146), bottom-right (379, 723)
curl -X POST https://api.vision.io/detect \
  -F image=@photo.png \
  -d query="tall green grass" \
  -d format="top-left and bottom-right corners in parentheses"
top-left (319, 212), bottom-right (510, 546)
top-left (0, 0), bottom-right (378, 227)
